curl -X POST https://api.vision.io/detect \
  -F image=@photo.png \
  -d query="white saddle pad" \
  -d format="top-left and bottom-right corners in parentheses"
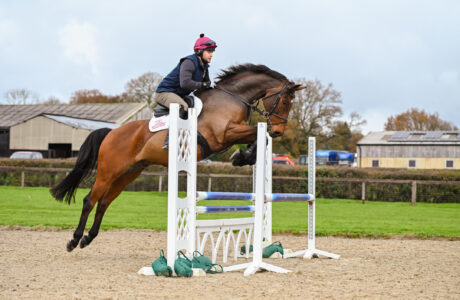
top-left (148, 95), bottom-right (203, 133)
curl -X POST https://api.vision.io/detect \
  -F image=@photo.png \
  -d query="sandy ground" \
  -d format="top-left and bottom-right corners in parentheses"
top-left (0, 227), bottom-right (459, 300)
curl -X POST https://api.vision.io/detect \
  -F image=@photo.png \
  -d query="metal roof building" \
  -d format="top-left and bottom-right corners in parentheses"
top-left (0, 103), bottom-right (151, 158)
top-left (356, 131), bottom-right (460, 169)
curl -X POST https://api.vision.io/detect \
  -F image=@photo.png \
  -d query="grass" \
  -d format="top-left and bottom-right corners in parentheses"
top-left (0, 186), bottom-right (459, 238)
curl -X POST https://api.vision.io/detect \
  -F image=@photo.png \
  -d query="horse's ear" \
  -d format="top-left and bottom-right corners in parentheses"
top-left (293, 84), bottom-right (305, 91)
top-left (290, 84), bottom-right (304, 91)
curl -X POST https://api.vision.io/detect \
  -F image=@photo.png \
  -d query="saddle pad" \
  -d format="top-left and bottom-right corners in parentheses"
top-left (148, 115), bottom-right (169, 133)
top-left (148, 95), bottom-right (203, 133)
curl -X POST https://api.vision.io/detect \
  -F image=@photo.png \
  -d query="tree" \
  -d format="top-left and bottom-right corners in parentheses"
top-left (123, 72), bottom-right (162, 108)
top-left (69, 89), bottom-right (121, 104)
top-left (384, 108), bottom-right (458, 131)
top-left (40, 96), bottom-right (62, 105)
top-left (272, 79), bottom-right (343, 156)
top-left (3, 88), bottom-right (38, 104)
top-left (324, 119), bottom-right (364, 153)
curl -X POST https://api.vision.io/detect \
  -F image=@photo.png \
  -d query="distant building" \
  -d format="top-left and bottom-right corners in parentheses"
top-left (357, 131), bottom-right (460, 169)
top-left (0, 103), bottom-right (151, 158)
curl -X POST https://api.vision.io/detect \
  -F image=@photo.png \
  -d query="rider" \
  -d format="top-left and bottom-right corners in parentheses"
top-left (155, 33), bottom-right (217, 150)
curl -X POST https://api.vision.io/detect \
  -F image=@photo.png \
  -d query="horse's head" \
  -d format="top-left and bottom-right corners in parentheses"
top-left (213, 64), bottom-right (305, 138)
top-left (261, 81), bottom-right (304, 138)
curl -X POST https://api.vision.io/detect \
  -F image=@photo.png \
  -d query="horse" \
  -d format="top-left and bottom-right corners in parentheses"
top-left (50, 64), bottom-right (304, 252)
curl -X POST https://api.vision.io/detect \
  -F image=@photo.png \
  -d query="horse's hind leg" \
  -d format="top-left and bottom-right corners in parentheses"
top-left (66, 183), bottom-right (106, 251)
top-left (79, 166), bottom-right (144, 249)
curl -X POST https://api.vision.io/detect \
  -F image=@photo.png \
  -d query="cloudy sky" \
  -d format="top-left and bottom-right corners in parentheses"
top-left (1, 0), bottom-right (459, 133)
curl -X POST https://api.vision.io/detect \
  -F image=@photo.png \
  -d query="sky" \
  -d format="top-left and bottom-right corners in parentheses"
top-left (1, 0), bottom-right (459, 133)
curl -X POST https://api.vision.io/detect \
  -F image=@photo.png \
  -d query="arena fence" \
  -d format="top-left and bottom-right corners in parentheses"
top-left (0, 166), bottom-right (459, 204)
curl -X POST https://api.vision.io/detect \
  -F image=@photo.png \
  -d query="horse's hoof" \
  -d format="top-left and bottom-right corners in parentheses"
top-left (79, 235), bottom-right (90, 248)
top-left (66, 240), bottom-right (77, 252)
top-left (231, 154), bottom-right (245, 166)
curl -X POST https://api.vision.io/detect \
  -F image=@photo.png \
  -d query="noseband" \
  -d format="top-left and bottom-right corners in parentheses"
top-left (214, 82), bottom-right (290, 133)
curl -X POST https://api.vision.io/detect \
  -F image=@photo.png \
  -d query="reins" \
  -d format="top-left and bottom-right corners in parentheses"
top-left (214, 82), bottom-right (290, 133)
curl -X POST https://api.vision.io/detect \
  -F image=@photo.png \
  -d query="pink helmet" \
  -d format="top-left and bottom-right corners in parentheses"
top-left (194, 33), bottom-right (217, 51)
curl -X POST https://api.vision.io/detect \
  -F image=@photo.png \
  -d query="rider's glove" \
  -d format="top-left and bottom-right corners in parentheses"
top-left (202, 81), bottom-right (216, 89)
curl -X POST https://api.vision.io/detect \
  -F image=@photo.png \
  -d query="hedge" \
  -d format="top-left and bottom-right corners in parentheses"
top-left (0, 159), bottom-right (458, 203)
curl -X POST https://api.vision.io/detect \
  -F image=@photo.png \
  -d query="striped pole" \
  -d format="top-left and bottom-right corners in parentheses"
top-left (196, 191), bottom-right (255, 201)
top-left (197, 191), bottom-right (314, 202)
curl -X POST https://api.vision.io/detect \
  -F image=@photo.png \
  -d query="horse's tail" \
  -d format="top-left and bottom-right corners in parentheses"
top-left (50, 128), bottom-right (112, 204)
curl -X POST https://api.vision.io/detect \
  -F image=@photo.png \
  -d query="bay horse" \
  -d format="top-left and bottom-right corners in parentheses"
top-left (51, 64), bottom-right (304, 252)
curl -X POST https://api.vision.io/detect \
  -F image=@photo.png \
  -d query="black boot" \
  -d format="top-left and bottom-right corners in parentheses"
top-left (162, 131), bottom-right (169, 150)
top-left (179, 106), bottom-right (188, 120)
top-left (231, 141), bottom-right (258, 166)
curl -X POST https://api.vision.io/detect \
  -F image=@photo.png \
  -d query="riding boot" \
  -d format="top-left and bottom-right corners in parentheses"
top-left (179, 106), bottom-right (188, 120)
top-left (162, 131), bottom-right (169, 150)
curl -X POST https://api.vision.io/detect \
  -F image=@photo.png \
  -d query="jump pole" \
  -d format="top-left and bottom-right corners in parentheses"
top-left (165, 104), bottom-right (338, 276)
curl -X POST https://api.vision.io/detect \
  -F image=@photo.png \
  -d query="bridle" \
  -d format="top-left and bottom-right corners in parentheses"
top-left (214, 82), bottom-right (291, 133)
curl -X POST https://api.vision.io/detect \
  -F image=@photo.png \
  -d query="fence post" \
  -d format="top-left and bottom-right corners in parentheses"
top-left (411, 181), bottom-right (417, 206)
top-left (158, 175), bottom-right (163, 195)
top-left (361, 181), bottom-right (366, 204)
top-left (21, 171), bottom-right (25, 189)
top-left (208, 177), bottom-right (212, 192)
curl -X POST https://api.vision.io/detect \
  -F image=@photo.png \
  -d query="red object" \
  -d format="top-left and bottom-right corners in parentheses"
top-left (194, 34), bottom-right (217, 51)
top-left (272, 156), bottom-right (295, 166)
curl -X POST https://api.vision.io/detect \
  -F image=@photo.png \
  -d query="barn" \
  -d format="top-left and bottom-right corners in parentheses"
top-left (357, 131), bottom-right (460, 169)
top-left (0, 103), bottom-right (151, 158)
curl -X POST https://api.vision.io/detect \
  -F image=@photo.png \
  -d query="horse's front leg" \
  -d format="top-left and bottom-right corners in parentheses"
top-left (224, 123), bottom-right (259, 166)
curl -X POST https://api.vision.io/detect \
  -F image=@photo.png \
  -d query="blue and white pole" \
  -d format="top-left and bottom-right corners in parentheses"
top-left (196, 191), bottom-right (255, 201)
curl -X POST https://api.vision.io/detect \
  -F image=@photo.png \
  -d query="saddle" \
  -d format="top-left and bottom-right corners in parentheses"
top-left (154, 95), bottom-right (194, 118)
top-left (150, 95), bottom-right (210, 158)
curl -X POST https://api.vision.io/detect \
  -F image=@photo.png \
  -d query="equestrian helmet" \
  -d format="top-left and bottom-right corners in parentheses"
top-left (194, 33), bottom-right (217, 52)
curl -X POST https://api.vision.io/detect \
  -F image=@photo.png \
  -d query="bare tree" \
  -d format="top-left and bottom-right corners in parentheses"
top-left (123, 72), bottom-right (163, 108)
top-left (3, 89), bottom-right (38, 104)
top-left (385, 108), bottom-right (458, 131)
top-left (348, 112), bottom-right (367, 132)
top-left (40, 96), bottom-right (63, 105)
top-left (273, 79), bottom-right (343, 156)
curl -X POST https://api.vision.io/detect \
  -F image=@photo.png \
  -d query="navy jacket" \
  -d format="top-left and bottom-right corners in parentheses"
top-left (156, 54), bottom-right (209, 96)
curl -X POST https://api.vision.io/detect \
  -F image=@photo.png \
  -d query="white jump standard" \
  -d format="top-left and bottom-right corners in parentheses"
top-left (166, 104), bottom-right (255, 272)
top-left (282, 136), bottom-right (340, 260)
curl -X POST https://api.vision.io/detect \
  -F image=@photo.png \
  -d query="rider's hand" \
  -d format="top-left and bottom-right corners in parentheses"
top-left (202, 81), bottom-right (216, 89)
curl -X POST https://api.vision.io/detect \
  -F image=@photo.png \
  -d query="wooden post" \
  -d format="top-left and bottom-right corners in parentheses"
top-left (21, 171), bottom-right (25, 189)
top-left (158, 175), bottom-right (163, 195)
top-left (361, 181), bottom-right (366, 204)
top-left (411, 181), bottom-right (417, 206)
top-left (208, 177), bottom-right (212, 192)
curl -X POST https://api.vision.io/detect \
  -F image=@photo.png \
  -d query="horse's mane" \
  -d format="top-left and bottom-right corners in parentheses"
top-left (216, 64), bottom-right (288, 83)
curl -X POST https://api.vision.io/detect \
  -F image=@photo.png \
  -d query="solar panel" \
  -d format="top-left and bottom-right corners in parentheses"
top-left (423, 131), bottom-right (442, 140)
top-left (389, 132), bottom-right (409, 141)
